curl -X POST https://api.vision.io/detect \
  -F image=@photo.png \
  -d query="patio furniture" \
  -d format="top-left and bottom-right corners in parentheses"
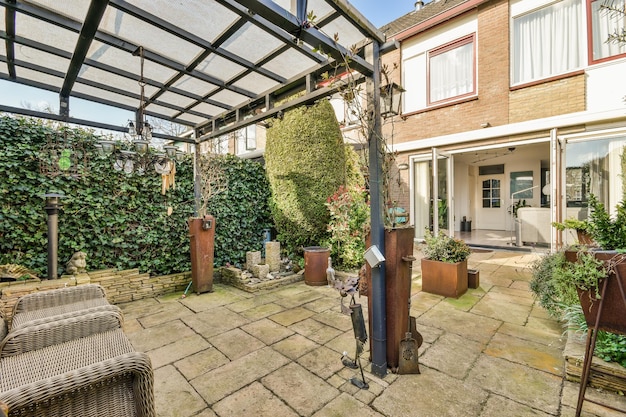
top-left (9, 284), bottom-right (119, 330)
top-left (0, 328), bottom-right (155, 417)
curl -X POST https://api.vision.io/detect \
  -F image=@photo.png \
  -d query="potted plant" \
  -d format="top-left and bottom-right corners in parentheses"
top-left (420, 230), bottom-right (472, 298)
top-left (551, 218), bottom-right (594, 246)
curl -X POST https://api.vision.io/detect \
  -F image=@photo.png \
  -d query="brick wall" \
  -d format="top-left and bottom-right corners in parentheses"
top-left (509, 74), bottom-right (586, 123)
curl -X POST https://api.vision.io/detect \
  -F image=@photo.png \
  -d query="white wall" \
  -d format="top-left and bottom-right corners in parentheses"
top-left (587, 61), bottom-right (626, 112)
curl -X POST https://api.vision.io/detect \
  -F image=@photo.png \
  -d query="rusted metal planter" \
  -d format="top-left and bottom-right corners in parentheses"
top-left (366, 226), bottom-right (415, 370)
top-left (188, 215), bottom-right (215, 294)
top-left (421, 258), bottom-right (468, 299)
top-left (303, 247), bottom-right (330, 286)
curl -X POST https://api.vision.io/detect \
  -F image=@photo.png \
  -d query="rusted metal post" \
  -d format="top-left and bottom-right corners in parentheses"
top-left (44, 193), bottom-right (63, 280)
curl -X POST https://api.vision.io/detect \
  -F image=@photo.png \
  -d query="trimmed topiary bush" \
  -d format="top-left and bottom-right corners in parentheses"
top-left (265, 100), bottom-right (347, 255)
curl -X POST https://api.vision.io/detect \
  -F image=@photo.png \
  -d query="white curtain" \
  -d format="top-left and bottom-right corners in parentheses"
top-left (429, 40), bottom-right (474, 103)
top-left (513, 0), bottom-right (583, 84)
top-left (591, 0), bottom-right (626, 61)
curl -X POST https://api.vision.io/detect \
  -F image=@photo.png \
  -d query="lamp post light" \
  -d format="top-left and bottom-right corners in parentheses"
top-left (44, 193), bottom-right (64, 280)
top-left (380, 82), bottom-right (405, 119)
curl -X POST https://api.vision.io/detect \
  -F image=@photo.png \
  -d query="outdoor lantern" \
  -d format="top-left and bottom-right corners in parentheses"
top-left (97, 46), bottom-right (180, 176)
top-left (380, 82), bottom-right (405, 118)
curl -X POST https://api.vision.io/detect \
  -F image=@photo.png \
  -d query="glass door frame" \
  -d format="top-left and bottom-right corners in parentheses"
top-left (432, 148), bottom-right (454, 237)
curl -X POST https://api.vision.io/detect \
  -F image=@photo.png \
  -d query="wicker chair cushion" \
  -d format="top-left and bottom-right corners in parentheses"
top-left (10, 302), bottom-right (120, 331)
top-left (11, 284), bottom-right (107, 316)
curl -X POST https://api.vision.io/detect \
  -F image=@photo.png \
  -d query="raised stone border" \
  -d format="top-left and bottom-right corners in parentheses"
top-left (564, 330), bottom-right (626, 393)
top-left (0, 268), bottom-right (190, 322)
top-left (219, 266), bottom-right (304, 292)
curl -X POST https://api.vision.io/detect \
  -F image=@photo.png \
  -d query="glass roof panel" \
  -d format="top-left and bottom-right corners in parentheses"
top-left (13, 67), bottom-right (62, 91)
top-left (209, 90), bottom-right (250, 107)
top-left (76, 66), bottom-right (138, 94)
top-left (171, 76), bottom-right (218, 98)
top-left (263, 49), bottom-right (320, 80)
top-left (319, 15), bottom-right (366, 48)
top-left (175, 113), bottom-right (208, 125)
top-left (72, 83), bottom-right (139, 109)
top-left (28, 0), bottom-right (91, 22)
top-left (191, 102), bottom-right (230, 117)
top-left (195, 54), bottom-right (246, 83)
top-left (143, 103), bottom-right (179, 119)
top-left (135, 0), bottom-right (240, 45)
top-left (307, 0), bottom-right (335, 20)
top-left (86, 41), bottom-right (178, 84)
top-left (14, 46), bottom-right (70, 75)
top-left (221, 23), bottom-right (283, 64)
top-left (16, 14), bottom-right (78, 53)
top-left (232, 73), bottom-right (278, 95)
top-left (98, 7), bottom-right (202, 65)
top-left (157, 91), bottom-right (197, 109)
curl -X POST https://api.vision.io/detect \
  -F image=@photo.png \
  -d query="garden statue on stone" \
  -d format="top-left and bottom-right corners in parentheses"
top-left (65, 251), bottom-right (87, 274)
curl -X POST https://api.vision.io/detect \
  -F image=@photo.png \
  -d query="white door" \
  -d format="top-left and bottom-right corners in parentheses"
top-left (476, 174), bottom-right (506, 230)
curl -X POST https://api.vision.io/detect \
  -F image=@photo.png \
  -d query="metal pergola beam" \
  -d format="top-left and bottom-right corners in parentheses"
top-left (0, 104), bottom-right (196, 143)
top-left (60, 0), bottom-right (109, 118)
top-left (4, 0), bottom-right (15, 78)
top-left (234, 0), bottom-right (374, 76)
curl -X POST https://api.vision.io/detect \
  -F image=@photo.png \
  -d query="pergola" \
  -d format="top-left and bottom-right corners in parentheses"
top-left (1, 0), bottom-right (395, 378)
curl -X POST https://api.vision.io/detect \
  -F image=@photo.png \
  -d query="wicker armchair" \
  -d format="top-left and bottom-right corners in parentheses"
top-left (0, 328), bottom-right (155, 417)
top-left (10, 284), bottom-right (119, 331)
top-left (0, 303), bottom-right (155, 416)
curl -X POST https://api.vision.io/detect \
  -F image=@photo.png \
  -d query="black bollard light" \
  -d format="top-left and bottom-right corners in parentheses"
top-left (44, 193), bottom-right (64, 279)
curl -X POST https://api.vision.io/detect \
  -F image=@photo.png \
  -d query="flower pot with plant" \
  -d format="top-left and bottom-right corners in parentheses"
top-left (420, 230), bottom-right (472, 298)
top-left (552, 218), bottom-right (594, 246)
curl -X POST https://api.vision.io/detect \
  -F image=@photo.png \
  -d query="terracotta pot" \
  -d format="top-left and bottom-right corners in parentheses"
top-left (421, 258), bottom-right (468, 299)
top-left (303, 247), bottom-right (329, 286)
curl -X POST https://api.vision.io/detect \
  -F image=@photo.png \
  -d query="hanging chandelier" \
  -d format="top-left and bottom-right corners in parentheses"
top-left (96, 46), bottom-right (180, 175)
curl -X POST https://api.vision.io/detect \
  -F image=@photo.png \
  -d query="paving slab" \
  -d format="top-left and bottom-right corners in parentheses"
top-left (297, 345), bottom-right (346, 380)
top-left (181, 306), bottom-right (250, 338)
top-left (212, 382), bottom-right (299, 417)
top-left (174, 346), bottom-right (230, 380)
top-left (238, 302), bottom-right (285, 320)
top-left (154, 365), bottom-right (207, 417)
top-left (467, 356), bottom-right (563, 414)
top-left (126, 319), bottom-right (197, 352)
top-left (191, 346), bottom-right (290, 405)
top-left (417, 303), bottom-right (502, 344)
top-left (270, 306), bottom-right (316, 326)
top-left (312, 393), bottom-right (384, 417)
top-left (484, 332), bottom-right (563, 375)
top-left (419, 331), bottom-right (485, 378)
top-left (240, 317), bottom-right (295, 345)
top-left (262, 362), bottom-right (341, 416)
top-left (272, 333), bottom-right (320, 360)
top-left (480, 393), bottom-right (553, 417)
top-left (207, 328), bottom-right (266, 360)
top-left (290, 317), bottom-right (344, 344)
top-left (147, 333), bottom-right (211, 369)
top-left (372, 370), bottom-right (488, 417)
top-left (180, 287), bottom-right (248, 312)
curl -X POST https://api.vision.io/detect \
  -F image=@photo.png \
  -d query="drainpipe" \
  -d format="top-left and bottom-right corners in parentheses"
top-left (366, 41), bottom-right (387, 379)
top-left (44, 193), bottom-right (63, 279)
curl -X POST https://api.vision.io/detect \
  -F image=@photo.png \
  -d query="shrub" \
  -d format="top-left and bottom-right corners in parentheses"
top-left (529, 251), bottom-right (569, 317)
top-left (265, 100), bottom-right (346, 255)
top-left (422, 230), bottom-right (471, 263)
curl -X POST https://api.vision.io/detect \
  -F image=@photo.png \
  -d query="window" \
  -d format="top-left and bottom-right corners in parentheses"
top-left (589, 0), bottom-right (626, 63)
top-left (427, 35), bottom-right (475, 104)
top-left (482, 179), bottom-right (501, 208)
top-left (512, 0), bottom-right (583, 85)
top-left (510, 171), bottom-right (534, 198)
top-left (236, 125), bottom-right (256, 154)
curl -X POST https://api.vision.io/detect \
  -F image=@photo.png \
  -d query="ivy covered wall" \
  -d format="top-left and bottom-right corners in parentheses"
top-left (0, 116), bottom-right (272, 276)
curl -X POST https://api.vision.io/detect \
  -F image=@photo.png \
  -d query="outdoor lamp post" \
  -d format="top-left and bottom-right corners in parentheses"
top-left (380, 82), bottom-right (405, 118)
top-left (44, 193), bottom-right (63, 280)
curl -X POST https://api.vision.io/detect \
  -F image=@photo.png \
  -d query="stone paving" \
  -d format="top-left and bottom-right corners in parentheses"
top-left (119, 250), bottom-right (626, 417)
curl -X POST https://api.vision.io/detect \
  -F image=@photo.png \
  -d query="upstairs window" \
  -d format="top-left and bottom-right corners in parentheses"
top-left (427, 35), bottom-right (476, 105)
top-left (589, 0), bottom-right (626, 63)
top-left (236, 125), bottom-right (256, 154)
top-left (512, 0), bottom-right (583, 85)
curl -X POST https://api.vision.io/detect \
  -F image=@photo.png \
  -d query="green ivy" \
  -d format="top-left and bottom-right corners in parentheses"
top-left (0, 115), bottom-right (272, 276)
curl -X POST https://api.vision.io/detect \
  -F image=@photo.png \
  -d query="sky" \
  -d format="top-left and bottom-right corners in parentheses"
top-left (0, 1), bottom-right (419, 131)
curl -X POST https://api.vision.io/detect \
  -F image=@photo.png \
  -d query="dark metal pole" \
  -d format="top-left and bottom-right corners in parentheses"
top-left (44, 193), bottom-right (63, 280)
top-left (366, 42), bottom-right (387, 378)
